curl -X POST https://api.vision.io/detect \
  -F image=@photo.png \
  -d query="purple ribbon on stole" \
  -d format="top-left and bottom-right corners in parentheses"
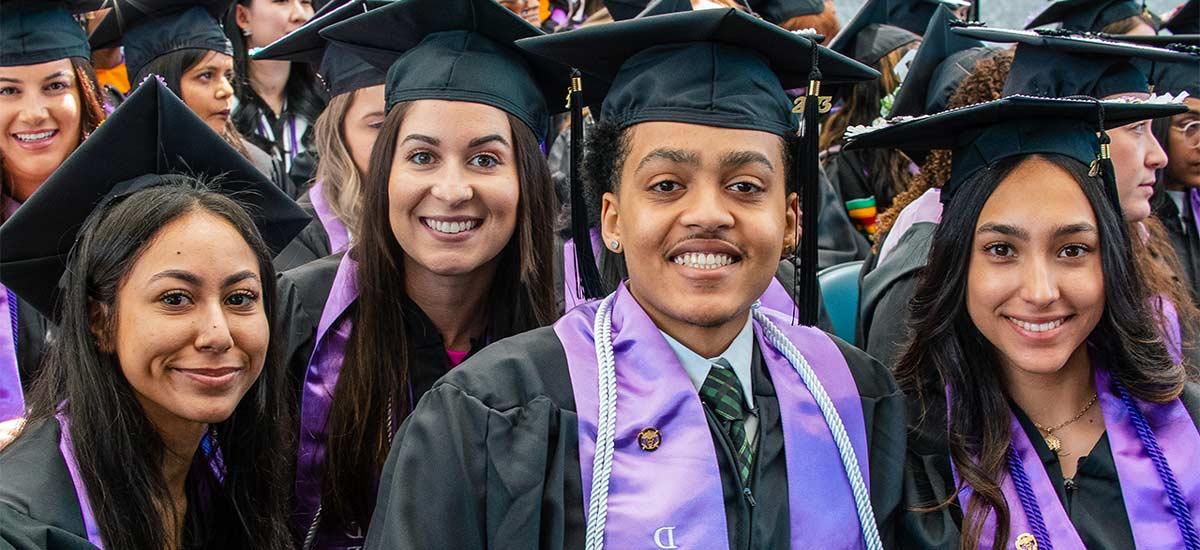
top-left (295, 254), bottom-right (363, 548)
top-left (56, 413), bottom-right (104, 549)
top-left (562, 229), bottom-right (603, 311)
top-left (0, 287), bottom-right (22, 421)
top-left (953, 364), bottom-right (1200, 549)
top-left (554, 284), bottom-right (870, 549)
top-left (308, 181), bottom-right (351, 254)
top-left (876, 188), bottom-right (942, 265)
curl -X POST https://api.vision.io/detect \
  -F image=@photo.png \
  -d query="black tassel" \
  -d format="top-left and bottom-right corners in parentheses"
top-left (568, 69), bottom-right (605, 299)
top-left (797, 47), bottom-right (822, 327)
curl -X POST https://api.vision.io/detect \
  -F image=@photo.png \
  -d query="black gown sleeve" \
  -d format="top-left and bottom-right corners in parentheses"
top-left (0, 420), bottom-right (93, 550)
top-left (365, 327), bottom-right (584, 550)
top-left (276, 254), bottom-right (341, 403)
top-left (815, 168), bottom-right (872, 270)
top-left (15, 297), bottom-right (51, 394)
top-left (860, 223), bottom-right (935, 369)
top-left (272, 192), bottom-right (333, 272)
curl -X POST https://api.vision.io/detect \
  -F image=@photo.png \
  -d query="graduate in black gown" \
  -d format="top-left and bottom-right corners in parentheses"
top-left (366, 6), bottom-right (906, 549)
top-left (0, 0), bottom-right (108, 424)
top-left (843, 87), bottom-right (1199, 549)
top-left (277, 0), bottom-right (564, 546)
top-left (822, 0), bottom-right (921, 233)
top-left (255, 0), bottom-right (388, 272)
top-left (0, 80), bottom-right (308, 550)
top-left (1150, 60), bottom-right (1200, 303)
top-left (859, 26), bottom-right (1198, 368)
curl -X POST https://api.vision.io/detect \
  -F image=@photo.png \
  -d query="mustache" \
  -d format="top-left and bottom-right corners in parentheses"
top-left (666, 232), bottom-right (748, 257)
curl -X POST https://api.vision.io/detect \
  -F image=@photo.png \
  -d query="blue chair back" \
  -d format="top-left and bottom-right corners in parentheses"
top-left (818, 260), bottom-right (864, 345)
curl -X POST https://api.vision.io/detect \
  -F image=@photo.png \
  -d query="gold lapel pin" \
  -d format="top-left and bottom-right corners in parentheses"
top-left (637, 427), bottom-right (662, 452)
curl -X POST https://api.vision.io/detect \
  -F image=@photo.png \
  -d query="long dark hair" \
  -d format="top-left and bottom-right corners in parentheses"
top-left (894, 154), bottom-right (1185, 550)
top-left (223, 1), bottom-right (325, 153)
top-left (19, 179), bottom-right (293, 550)
top-left (321, 102), bottom-right (559, 530)
top-left (132, 49), bottom-right (256, 161)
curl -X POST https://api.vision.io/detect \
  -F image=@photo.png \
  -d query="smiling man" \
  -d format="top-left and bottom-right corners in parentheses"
top-left (365, 7), bottom-right (905, 550)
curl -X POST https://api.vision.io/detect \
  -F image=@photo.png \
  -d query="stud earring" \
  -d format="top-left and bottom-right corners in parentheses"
top-left (242, 28), bottom-right (252, 37)
top-left (610, 240), bottom-right (620, 251)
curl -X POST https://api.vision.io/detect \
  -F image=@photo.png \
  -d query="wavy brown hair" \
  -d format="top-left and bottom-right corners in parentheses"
top-left (895, 154), bottom-right (1185, 550)
top-left (311, 90), bottom-right (364, 234)
top-left (320, 101), bottom-right (559, 533)
top-left (819, 45), bottom-right (920, 209)
top-left (874, 48), bottom-right (1013, 248)
top-left (1103, 12), bottom-right (1157, 34)
top-left (778, 0), bottom-right (840, 44)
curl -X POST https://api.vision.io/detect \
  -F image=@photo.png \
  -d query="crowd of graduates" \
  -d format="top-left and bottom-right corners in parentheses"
top-left (0, 0), bottom-right (1198, 548)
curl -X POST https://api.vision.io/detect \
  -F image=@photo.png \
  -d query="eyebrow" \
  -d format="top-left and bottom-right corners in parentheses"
top-left (1052, 222), bottom-right (1097, 239)
top-left (402, 134), bottom-right (439, 146)
top-left (44, 70), bottom-right (71, 82)
top-left (635, 147), bottom-right (701, 173)
top-left (719, 150), bottom-right (774, 173)
top-left (148, 269), bottom-right (260, 287)
top-left (976, 222), bottom-right (1096, 240)
top-left (469, 134), bottom-right (509, 148)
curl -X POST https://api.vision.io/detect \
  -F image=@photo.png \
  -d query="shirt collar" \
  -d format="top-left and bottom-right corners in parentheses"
top-left (660, 314), bottom-right (757, 408)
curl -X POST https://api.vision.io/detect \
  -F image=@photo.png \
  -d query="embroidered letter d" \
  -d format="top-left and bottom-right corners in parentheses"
top-left (654, 526), bottom-right (679, 549)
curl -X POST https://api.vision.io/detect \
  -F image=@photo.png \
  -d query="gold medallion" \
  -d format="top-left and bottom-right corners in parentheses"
top-left (1015, 533), bottom-right (1038, 550)
top-left (1044, 434), bottom-right (1061, 453)
top-left (637, 427), bottom-right (662, 452)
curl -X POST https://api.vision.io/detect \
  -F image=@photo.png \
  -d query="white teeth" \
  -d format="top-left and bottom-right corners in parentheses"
top-left (671, 252), bottom-right (735, 270)
top-left (423, 219), bottom-right (479, 234)
top-left (1008, 317), bottom-right (1065, 333)
top-left (14, 130), bottom-right (54, 142)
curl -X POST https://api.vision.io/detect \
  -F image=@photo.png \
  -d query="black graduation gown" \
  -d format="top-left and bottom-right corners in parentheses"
top-left (825, 147), bottom-right (900, 214)
top-left (815, 166), bottom-right (873, 268)
top-left (0, 420), bottom-right (94, 550)
top-left (857, 221), bottom-right (936, 369)
top-left (13, 296), bottom-right (51, 395)
top-left (899, 382), bottom-right (1200, 549)
top-left (273, 190), bottom-right (333, 273)
top-left (1159, 196), bottom-right (1200, 303)
top-left (277, 253), bottom-right (466, 409)
top-left (364, 326), bottom-right (907, 550)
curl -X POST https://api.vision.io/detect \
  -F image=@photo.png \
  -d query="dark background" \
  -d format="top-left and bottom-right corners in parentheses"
top-left (831, 0), bottom-right (1187, 29)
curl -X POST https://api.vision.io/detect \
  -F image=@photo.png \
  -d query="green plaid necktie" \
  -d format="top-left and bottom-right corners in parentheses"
top-left (699, 361), bottom-right (754, 486)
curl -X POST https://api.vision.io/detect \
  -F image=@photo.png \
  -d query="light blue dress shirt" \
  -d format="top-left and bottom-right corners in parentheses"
top-left (660, 315), bottom-right (759, 443)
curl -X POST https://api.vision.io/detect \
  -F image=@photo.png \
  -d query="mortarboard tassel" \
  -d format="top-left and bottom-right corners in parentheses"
top-left (1085, 99), bottom-right (1124, 214)
top-left (797, 45), bottom-right (823, 327)
top-left (568, 68), bottom-right (605, 299)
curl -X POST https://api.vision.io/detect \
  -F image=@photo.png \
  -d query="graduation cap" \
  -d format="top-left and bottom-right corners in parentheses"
top-left (888, 0), bottom-right (972, 36)
top-left (746, 0), bottom-right (824, 25)
top-left (828, 0), bottom-right (920, 67)
top-left (1152, 58), bottom-right (1200, 95)
top-left (603, 0), bottom-right (693, 21)
top-left (0, 0), bottom-right (101, 66)
top-left (891, 4), bottom-right (992, 118)
top-left (252, 0), bottom-right (386, 97)
top-left (321, 0), bottom-right (574, 141)
top-left (844, 94), bottom-right (1186, 207)
top-left (0, 80), bottom-right (310, 319)
top-left (1164, 0), bottom-right (1198, 34)
top-left (1025, 0), bottom-right (1146, 32)
top-left (1099, 32), bottom-right (1200, 46)
top-left (89, 0), bottom-right (233, 82)
top-left (516, 8), bottom-right (879, 324)
top-left (951, 26), bottom-right (1198, 98)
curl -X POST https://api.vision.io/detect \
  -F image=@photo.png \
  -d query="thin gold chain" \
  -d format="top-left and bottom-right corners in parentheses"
top-left (1033, 392), bottom-right (1099, 434)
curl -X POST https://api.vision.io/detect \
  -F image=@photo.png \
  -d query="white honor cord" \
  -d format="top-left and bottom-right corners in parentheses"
top-left (583, 297), bottom-right (882, 550)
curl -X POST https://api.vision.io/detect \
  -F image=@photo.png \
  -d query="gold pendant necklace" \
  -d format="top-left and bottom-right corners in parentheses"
top-left (1032, 392), bottom-right (1099, 454)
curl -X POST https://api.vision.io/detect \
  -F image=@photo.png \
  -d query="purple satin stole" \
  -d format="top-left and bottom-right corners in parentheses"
top-left (295, 253), bottom-right (363, 548)
top-left (57, 414), bottom-right (104, 549)
top-left (555, 284), bottom-right (870, 549)
top-left (308, 181), bottom-right (351, 254)
top-left (562, 230), bottom-right (602, 311)
top-left (0, 288), bottom-right (22, 421)
top-left (954, 366), bottom-right (1200, 549)
top-left (1153, 295), bottom-right (1184, 365)
top-left (1189, 189), bottom-right (1200, 242)
top-left (876, 188), bottom-right (942, 265)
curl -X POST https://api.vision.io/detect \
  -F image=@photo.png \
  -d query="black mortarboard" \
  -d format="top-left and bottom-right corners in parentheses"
top-left (603, 0), bottom-right (692, 21)
top-left (1152, 58), bottom-right (1200, 95)
top-left (321, 0), bottom-right (571, 141)
top-left (888, 0), bottom-right (972, 36)
top-left (1026, 0), bottom-right (1146, 32)
top-left (952, 26), bottom-right (1197, 98)
top-left (891, 5), bottom-right (992, 118)
top-left (829, 0), bottom-right (921, 66)
top-left (0, 80), bottom-right (310, 319)
top-left (845, 95), bottom-right (1186, 206)
top-left (746, 0), bottom-right (825, 24)
top-left (0, 0), bottom-right (99, 66)
top-left (1164, 0), bottom-right (1198, 34)
top-left (252, 0), bottom-right (386, 97)
top-left (90, 0), bottom-right (233, 82)
top-left (1100, 32), bottom-right (1200, 46)
top-left (516, 8), bottom-right (879, 324)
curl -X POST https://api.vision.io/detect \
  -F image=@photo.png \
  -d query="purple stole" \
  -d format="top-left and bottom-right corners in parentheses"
top-left (953, 366), bottom-right (1200, 549)
top-left (876, 188), bottom-right (942, 265)
top-left (554, 284), bottom-right (871, 549)
top-left (57, 414), bottom-right (104, 548)
top-left (308, 181), bottom-right (351, 254)
top-left (295, 254), bottom-right (367, 548)
top-left (0, 288), bottom-right (22, 422)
